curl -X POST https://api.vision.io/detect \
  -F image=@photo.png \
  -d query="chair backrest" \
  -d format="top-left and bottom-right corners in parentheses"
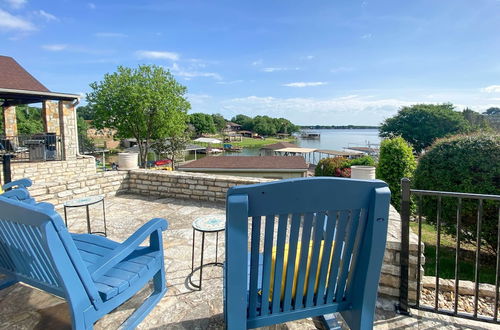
top-left (225, 177), bottom-right (391, 329)
top-left (0, 197), bottom-right (101, 308)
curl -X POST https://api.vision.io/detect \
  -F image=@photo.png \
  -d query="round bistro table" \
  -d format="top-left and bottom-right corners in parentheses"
top-left (63, 195), bottom-right (107, 236)
top-left (188, 215), bottom-right (225, 290)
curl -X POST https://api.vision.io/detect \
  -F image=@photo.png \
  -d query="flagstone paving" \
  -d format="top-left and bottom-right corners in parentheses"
top-left (0, 194), bottom-right (497, 329)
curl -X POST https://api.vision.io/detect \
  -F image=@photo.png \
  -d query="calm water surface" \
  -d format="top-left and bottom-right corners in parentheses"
top-left (227, 129), bottom-right (381, 161)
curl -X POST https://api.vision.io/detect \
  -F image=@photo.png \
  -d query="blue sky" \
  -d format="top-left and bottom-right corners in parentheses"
top-left (1, 0), bottom-right (500, 125)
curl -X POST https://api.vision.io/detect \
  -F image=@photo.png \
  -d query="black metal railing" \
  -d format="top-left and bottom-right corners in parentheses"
top-left (399, 178), bottom-right (500, 323)
top-left (0, 134), bottom-right (63, 162)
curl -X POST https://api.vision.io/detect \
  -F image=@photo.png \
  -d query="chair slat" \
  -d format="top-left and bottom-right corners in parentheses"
top-left (344, 209), bottom-right (367, 298)
top-left (260, 215), bottom-right (275, 316)
top-left (14, 223), bottom-right (51, 284)
top-left (316, 211), bottom-right (338, 305)
top-left (293, 212), bottom-right (314, 309)
top-left (305, 212), bottom-right (326, 307)
top-left (248, 216), bottom-right (262, 318)
top-left (0, 221), bottom-right (31, 277)
top-left (282, 213), bottom-right (301, 312)
top-left (325, 210), bottom-right (349, 303)
top-left (23, 224), bottom-right (58, 286)
top-left (336, 210), bottom-right (361, 302)
top-left (271, 214), bottom-right (289, 313)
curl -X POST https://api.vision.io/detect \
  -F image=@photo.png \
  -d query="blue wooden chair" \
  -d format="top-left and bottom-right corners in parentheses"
top-left (0, 196), bottom-right (168, 329)
top-left (0, 178), bottom-right (55, 211)
top-left (225, 177), bottom-right (390, 330)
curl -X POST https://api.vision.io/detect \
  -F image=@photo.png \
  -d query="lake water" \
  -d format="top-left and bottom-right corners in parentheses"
top-left (223, 129), bottom-right (381, 163)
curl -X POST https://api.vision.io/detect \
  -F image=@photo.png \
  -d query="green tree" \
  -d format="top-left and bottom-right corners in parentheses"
top-left (376, 137), bottom-right (416, 210)
top-left (380, 103), bottom-right (470, 153)
top-left (76, 105), bottom-right (95, 120)
top-left (87, 65), bottom-right (189, 166)
top-left (231, 114), bottom-right (254, 131)
top-left (414, 134), bottom-right (500, 253)
top-left (461, 108), bottom-right (491, 131)
top-left (483, 107), bottom-right (500, 116)
top-left (16, 105), bottom-right (44, 135)
top-left (211, 113), bottom-right (226, 132)
top-left (151, 133), bottom-right (190, 169)
top-left (253, 116), bottom-right (277, 136)
top-left (77, 116), bottom-right (95, 153)
top-left (189, 113), bottom-right (216, 135)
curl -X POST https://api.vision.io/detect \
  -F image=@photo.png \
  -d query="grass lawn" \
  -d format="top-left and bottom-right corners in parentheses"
top-left (230, 137), bottom-right (296, 148)
top-left (410, 221), bottom-right (497, 284)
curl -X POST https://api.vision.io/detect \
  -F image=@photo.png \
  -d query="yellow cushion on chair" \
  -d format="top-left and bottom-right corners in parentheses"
top-left (269, 240), bottom-right (334, 300)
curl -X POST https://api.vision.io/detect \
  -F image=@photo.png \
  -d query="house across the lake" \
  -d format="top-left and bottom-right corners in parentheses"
top-left (178, 155), bottom-right (308, 179)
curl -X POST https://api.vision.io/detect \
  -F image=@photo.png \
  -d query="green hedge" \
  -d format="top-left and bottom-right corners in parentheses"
top-left (376, 137), bottom-right (416, 210)
top-left (413, 133), bottom-right (500, 252)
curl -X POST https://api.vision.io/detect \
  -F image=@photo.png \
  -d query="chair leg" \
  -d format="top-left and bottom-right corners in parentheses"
top-left (69, 308), bottom-right (92, 330)
top-left (317, 314), bottom-right (342, 330)
top-left (120, 269), bottom-right (167, 330)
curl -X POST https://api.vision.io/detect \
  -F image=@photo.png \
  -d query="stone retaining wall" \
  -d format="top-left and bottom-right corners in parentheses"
top-left (128, 169), bottom-right (273, 203)
top-left (28, 171), bottom-right (129, 208)
top-left (1, 157), bottom-right (97, 185)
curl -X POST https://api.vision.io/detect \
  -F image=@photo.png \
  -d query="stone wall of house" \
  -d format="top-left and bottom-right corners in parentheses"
top-left (2, 105), bottom-right (17, 136)
top-left (58, 101), bottom-right (78, 160)
top-left (1, 157), bottom-right (97, 186)
top-left (42, 101), bottom-right (60, 135)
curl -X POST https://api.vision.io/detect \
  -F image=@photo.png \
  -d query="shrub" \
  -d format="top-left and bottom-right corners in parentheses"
top-left (413, 133), bottom-right (500, 253)
top-left (347, 155), bottom-right (376, 167)
top-left (315, 157), bottom-right (351, 177)
top-left (376, 137), bottom-right (416, 210)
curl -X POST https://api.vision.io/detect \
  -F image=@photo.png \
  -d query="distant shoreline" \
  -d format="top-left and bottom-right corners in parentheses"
top-left (299, 126), bottom-right (380, 129)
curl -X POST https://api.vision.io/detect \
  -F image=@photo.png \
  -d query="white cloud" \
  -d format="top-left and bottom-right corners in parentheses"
top-left (305, 55), bottom-right (314, 60)
top-left (361, 33), bottom-right (372, 39)
top-left (136, 50), bottom-right (179, 61)
top-left (252, 59), bottom-right (263, 66)
top-left (170, 63), bottom-right (222, 80)
top-left (216, 80), bottom-right (243, 85)
top-left (283, 82), bottom-right (327, 87)
top-left (88, 2), bottom-right (96, 9)
top-left (0, 9), bottom-right (35, 31)
top-left (35, 10), bottom-right (58, 22)
top-left (95, 32), bottom-right (127, 38)
top-left (41, 44), bottom-right (68, 51)
top-left (262, 67), bottom-right (300, 72)
top-left (482, 85), bottom-right (500, 93)
top-left (5, 0), bottom-right (26, 9)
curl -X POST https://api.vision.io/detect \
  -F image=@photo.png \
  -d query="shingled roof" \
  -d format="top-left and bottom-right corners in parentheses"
top-left (260, 142), bottom-right (298, 150)
top-left (0, 56), bottom-right (49, 92)
top-left (179, 156), bottom-right (307, 170)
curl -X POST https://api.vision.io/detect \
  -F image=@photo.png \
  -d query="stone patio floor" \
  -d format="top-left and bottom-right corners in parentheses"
top-left (1, 194), bottom-right (499, 329)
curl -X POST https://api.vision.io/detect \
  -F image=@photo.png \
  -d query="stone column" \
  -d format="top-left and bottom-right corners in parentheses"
top-left (2, 105), bottom-right (17, 137)
top-left (58, 100), bottom-right (78, 160)
top-left (42, 101), bottom-right (60, 135)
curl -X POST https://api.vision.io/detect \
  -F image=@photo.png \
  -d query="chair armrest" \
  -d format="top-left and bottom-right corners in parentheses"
top-left (1, 188), bottom-right (32, 201)
top-left (89, 218), bottom-right (168, 280)
top-left (2, 178), bottom-right (32, 190)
